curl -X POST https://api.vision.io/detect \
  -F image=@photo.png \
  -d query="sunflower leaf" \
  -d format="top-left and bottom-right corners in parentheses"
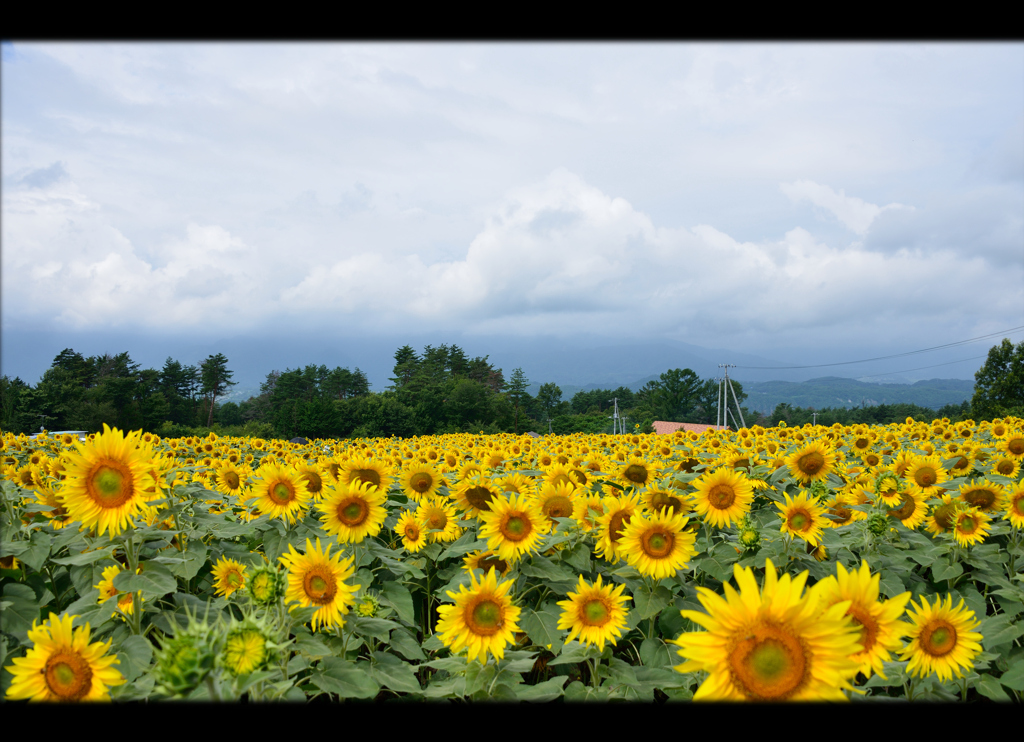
top-left (389, 627), bottom-right (426, 661)
top-left (974, 674), bottom-right (1011, 701)
top-left (113, 562), bottom-right (178, 600)
top-left (0, 583), bottom-right (39, 642)
top-left (370, 651), bottom-right (423, 695)
top-left (997, 658), bottom-right (1024, 691)
top-left (980, 614), bottom-right (1024, 650)
top-left (312, 657), bottom-right (380, 699)
top-left (520, 602), bottom-right (563, 653)
top-left (115, 634), bottom-right (153, 683)
top-left (381, 581), bottom-right (416, 626)
top-left (633, 584), bottom-right (672, 620)
top-left (515, 675), bottom-right (567, 702)
top-left (50, 546), bottom-right (118, 566)
top-left (931, 561), bottom-right (963, 583)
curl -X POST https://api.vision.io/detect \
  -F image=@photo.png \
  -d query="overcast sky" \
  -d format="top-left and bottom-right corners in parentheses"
top-left (3, 42), bottom-right (1023, 386)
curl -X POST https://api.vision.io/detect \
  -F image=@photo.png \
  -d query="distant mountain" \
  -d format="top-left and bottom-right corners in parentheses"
top-left (740, 377), bottom-right (974, 414)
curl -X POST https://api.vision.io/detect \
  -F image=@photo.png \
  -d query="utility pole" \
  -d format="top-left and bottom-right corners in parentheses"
top-left (812, 412), bottom-right (818, 426)
top-left (610, 397), bottom-right (620, 434)
top-left (718, 364), bottom-right (746, 430)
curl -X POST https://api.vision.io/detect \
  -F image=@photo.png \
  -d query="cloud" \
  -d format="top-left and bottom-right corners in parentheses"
top-left (19, 161), bottom-right (70, 189)
top-left (780, 180), bottom-right (911, 235)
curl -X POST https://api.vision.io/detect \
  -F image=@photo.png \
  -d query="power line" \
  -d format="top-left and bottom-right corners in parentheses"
top-left (856, 353), bottom-right (988, 379)
top-left (736, 325), bottom-right (1024, 370)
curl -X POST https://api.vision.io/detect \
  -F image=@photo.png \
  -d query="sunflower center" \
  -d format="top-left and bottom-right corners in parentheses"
top-left (351, 468), bottom-right (381, 488)
top-left (223, 471), bottom-right (241, 490)
top-left (921, 620), bottom-right (957, 657)
top-left (543, 496), bottom-right (572, 520)
top-left (963, 488), bottom-right (996, 511)
top-left (829, 503), bottom-right (852, 525)
top-left (269, 482), bottom-right (294, 505)
top-left (303, 568), bottom-right (337, 605)
top-left (44, 650), bottom-right (92, 700)
top-left (426, 510), bottom-right (448, 531)
top-left (303, 472), bottom-right (324, 494)
top-left (502, 515), bottom-right (531, 541)
top-left (641, 529), bottom-right (674, 558)
top-left (87, 461), bottom-right (134, 507)
top-left (864, 453), bottom-right (880, 466)
top-left (410, 472), bottom-right (433, 493)
top-left (582, 599), bottom-right (610, 626)
top-left (478, 555), bottom-right (508, 574)
top-left (848, 608), bottom-right (878, 654)
top-left (650, 491), bottom-right (684, 514)
top-left (889, 493), bottom-right (916, 521)
top-left (728, 623), bottom-right (808, 700)
top-left (624, 464), bottom-right (649, 484)
top-left (338, 498), bottom-right (369, 526)
top-left (788, 511), bottom-right (810, 532)
top-left (933, 503), bottom-right (955, 530)
top-left (608, 511), bottom-right (631, 542)
top-left (914, 467), bottom-right (937, 487)
top-left (227, 570), bottom-right (242, 587)
top-left (957, 515), bottom-right (977, 534)
top-left (404, 523), bottom-right (421, 541)
top-left (570, 469), bottom-right (588, 485)
top-left (1007, 438), bottom-right (1024, 455)
top-left (797, 452), bottom-right (824, 475)
top-left (465, 485), bottom-right (494, 511)
top-left (707, 484), bottom-right (736, 510)
top-left (996, 460), bottom-right (1014, 475)
top-left (469, 599), bottom-right (502, 635)
top-left (550, 473), bottom-right (573, 487)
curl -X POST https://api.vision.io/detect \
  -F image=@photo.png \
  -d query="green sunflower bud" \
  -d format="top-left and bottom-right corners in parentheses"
top-left (220, 619), bottom-right (272, 677)
top-left (354, 591), bottom-right (382, 618)
top-left (867, 512), bottom-right (889, 537)
top-left (739, 528), bottom-right (760, 550)
top-left (247, 563), bottom-right (285, 606)
top-left (153, 613), bottom-right (220, 697)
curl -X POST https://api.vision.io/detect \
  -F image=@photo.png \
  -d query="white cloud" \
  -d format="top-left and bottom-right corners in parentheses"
top-left (780, 179), bottom-right (911, 235)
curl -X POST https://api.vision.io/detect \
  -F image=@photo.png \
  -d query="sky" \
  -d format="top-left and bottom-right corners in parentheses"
top-left (3, 43), bottom-right (1023, 390)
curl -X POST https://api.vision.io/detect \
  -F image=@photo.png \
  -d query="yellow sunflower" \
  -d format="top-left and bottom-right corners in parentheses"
top-left (823, 493), bottom-right (867, 529)
top-left (5, 612), bottom-right (125, 701)
top-left (811, 561), bottom-right (911, 679)
top-left (904, 454), bottom-right (948, 494)
top-left (211, 557), bottom-right (247, 598)
top-left (900, 594), bottom-right (983, 682)
top-left (777, 492), bottom-right (828, 547)
top-left (436, 567), bottom-right (521, 663)
top-left (887, 488), bottom-right (927, 530)
top-left (617, 457), bottom-right (662, 489)
top-left (594, 492), bottom-right (642, 563)
top-left (618, 508), bottom-right (696, 580)
top-left (395, 510), bottom-right (427, 553)
top-left (400, 463), bottom-right (443, 502)
top-left (317, 481), bottom-right (387, 543)
top-left (452, 475), bottom-right (500, 517)
top-left (94, 565), bottom-right (140, 619)
top-left (925, 493), bottom-right (958, 536)
top-left (213, 462), bottom-right (249, 500)
top-left (534, 482), bottom-right (577, 525)
top-left (462, 550), bottom-right (511, 578)
top-left (784, 441), bottom-right (837, 485)
top-left (957, 479), bottom-right (1005, 514)
top-left (557, 574), bottom-right (631, 651)
top-left (251, 463), bottom-right (311, 525)
top-left (690, 468), bottom-right (754, 528)
top-left (673, 559), bottom-right (861, 701)
top-left (951, 505), bottom-right (991, 547)
top-left (478, 494), bottom-right (550, 562)
top-left (416, 495), bottom-right (462, 543)
top-left (279, 538), bottom-right (360, 632)
top-left (1006, 482), bottom-right (1024, 529)
top-left (221, 624), bottom-right (269, 677)
top-left (58, 424), bottom-right (155, 537)
top-left (340, 455), bottom-right (392, 491)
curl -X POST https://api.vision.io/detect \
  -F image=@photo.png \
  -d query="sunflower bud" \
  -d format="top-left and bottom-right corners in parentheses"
top-left (739, 528), bottom-right (761, 550)
top-left (220, 617), bottom-right (274, 677)
top-left (153, 615), bottom-right (219, 697)
top-left (354, 591), bottom-right (382, 618)
top-left (247, 563), bottom-right (285, 606)
top-left (868, 512), bottom-right (889, 537)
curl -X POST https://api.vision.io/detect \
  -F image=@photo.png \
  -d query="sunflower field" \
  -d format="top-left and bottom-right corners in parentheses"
top-left (1, 417), bottom-right (1023, 702)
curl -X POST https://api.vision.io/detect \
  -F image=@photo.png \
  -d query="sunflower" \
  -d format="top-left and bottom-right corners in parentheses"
top-left (453, 475), bottom-right (499, 517)
top-left (400, 463), bottom-right (443, 502)
top-left (94, 565), bottom-right (140, 619)
top-left (690, 468), bottom-right (754, 528)
top-left (557, 574), bottom-right (631, 651)
top-left (478, 494), bottom-right (550, 562)
top-left (294, 461), bottom-right (328, 502)
top-left (251, 463), bottom-right (311, 525)
top-left (317, 481), bottom-right (387, 543)
top-left (221, 623), bottom-right (269, 676)
top-left (1006, 482), bottom-right (1024, 529)
top-left (957, 479), bottom-right (1005, 514)
top-left (213, 462), bottom-right (248, 500)
top-left (594, 492), bottom-right (642, 563)
top-left (534, 482), bottom-right (577, 525)
top-left (542, 464), bottom-right (578, 490)
top-left (618, 508), bottom-right (696, 580)
top-left (643, 487), bottom-right (691, 516)
top-left (5, 612), bottom-right (125, 701)
top-left (421, 494), bottom-right (464, 541)
top-left (784, 441), bottom-right (837, 485)
top-left (904, 454), bottom-right (948, 494)
top-left (777, 492), bottom-right (828, 547)
top-left (436, 567), bottom-right (521, 663)
top-left (811, 561), bottom-right (911, 679)
top-left (58, 424), bottom-right (154, 537)
top-left (673, 559), bottom-right (861, 701)
top-left (462, 550), bottom-right (511, 578)
top-left (988, 455), bottom-right (1020, 479)
top-left (617, 457), bottom-right (661, 489)
top-left (279, 538), bottom-right (359, 632)
top-left (900, 594), bottom-right (983, 682)
top-left (395, 510), bottom-right (427, 553)
top-left (887, 488), bottom-right (927, 530)
top-left (340, 455), bottom-right (392, 491)
top-left (951, 505), bottom-right (991, 547)
top-left (211, 557), bottom-right (247, 598)
top-left (823, 494), bottom-right (866, 529)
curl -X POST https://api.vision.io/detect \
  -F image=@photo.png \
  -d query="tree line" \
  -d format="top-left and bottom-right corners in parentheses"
top-left (2, 339), bottom-right (1020, 438)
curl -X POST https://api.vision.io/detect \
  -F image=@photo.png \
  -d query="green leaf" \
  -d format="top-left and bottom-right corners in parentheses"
top-left (634, 584), bottom-right (672, 620)
top-left (998, 657), bottom-right (1024, 691)
top-left (519, 554), bottom-right (576, 584)
top-left (515, 675), bottom-right (567, 702)
top-left (0, 583), bottom-right (40, 642)
top-left (931, 561), bottom-right (963, 582)
top-left (381, 581), bottom-right (416, 627)
top-left (389, 627), bottom-right (426, 662)
top-left (548, 641), bottom-right (601, 667)
top-left (640, 637), bottom-right (673, 668)
top-left (115, 634), bottom-right (153, 683)
top-left (877, 572), bottom-right (906, 600)
top-left (169, 540), bottom-right (208, 581)
top-left (370, 651), bottom-right (423, 694)
top-left (113, 562), bottom-right (178, 600)
top-left (18, 531), bottom-right (51, 572)
top-left (423, 674), bottom-right (465, 698)
top-left (314, 657), bottom-right (380, 699)
top-left (975, 674), bottom-right (1011, 701)
top-left (980, 614), bottom-right (1024, 650)
top-left (348, 616), bottom-right (400, 642)
top-left (520, 602), bottom-right (563, 652)
top-left (50, 546), bottom-right (117, 566)
top-left (437, 531), bottom-right (485, 561)
top-left (293, 632), bottom-right (333, 659)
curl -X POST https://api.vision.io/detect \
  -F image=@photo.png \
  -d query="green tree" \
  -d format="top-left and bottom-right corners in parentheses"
top-left (200, 354), bottom-right (236, 427)
top-left (537, 383), bottom-right (563, 422)
top-left (972, 339), bottom-right (1024, 420)
top-left (505, 368), bottom-right (530, 434)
